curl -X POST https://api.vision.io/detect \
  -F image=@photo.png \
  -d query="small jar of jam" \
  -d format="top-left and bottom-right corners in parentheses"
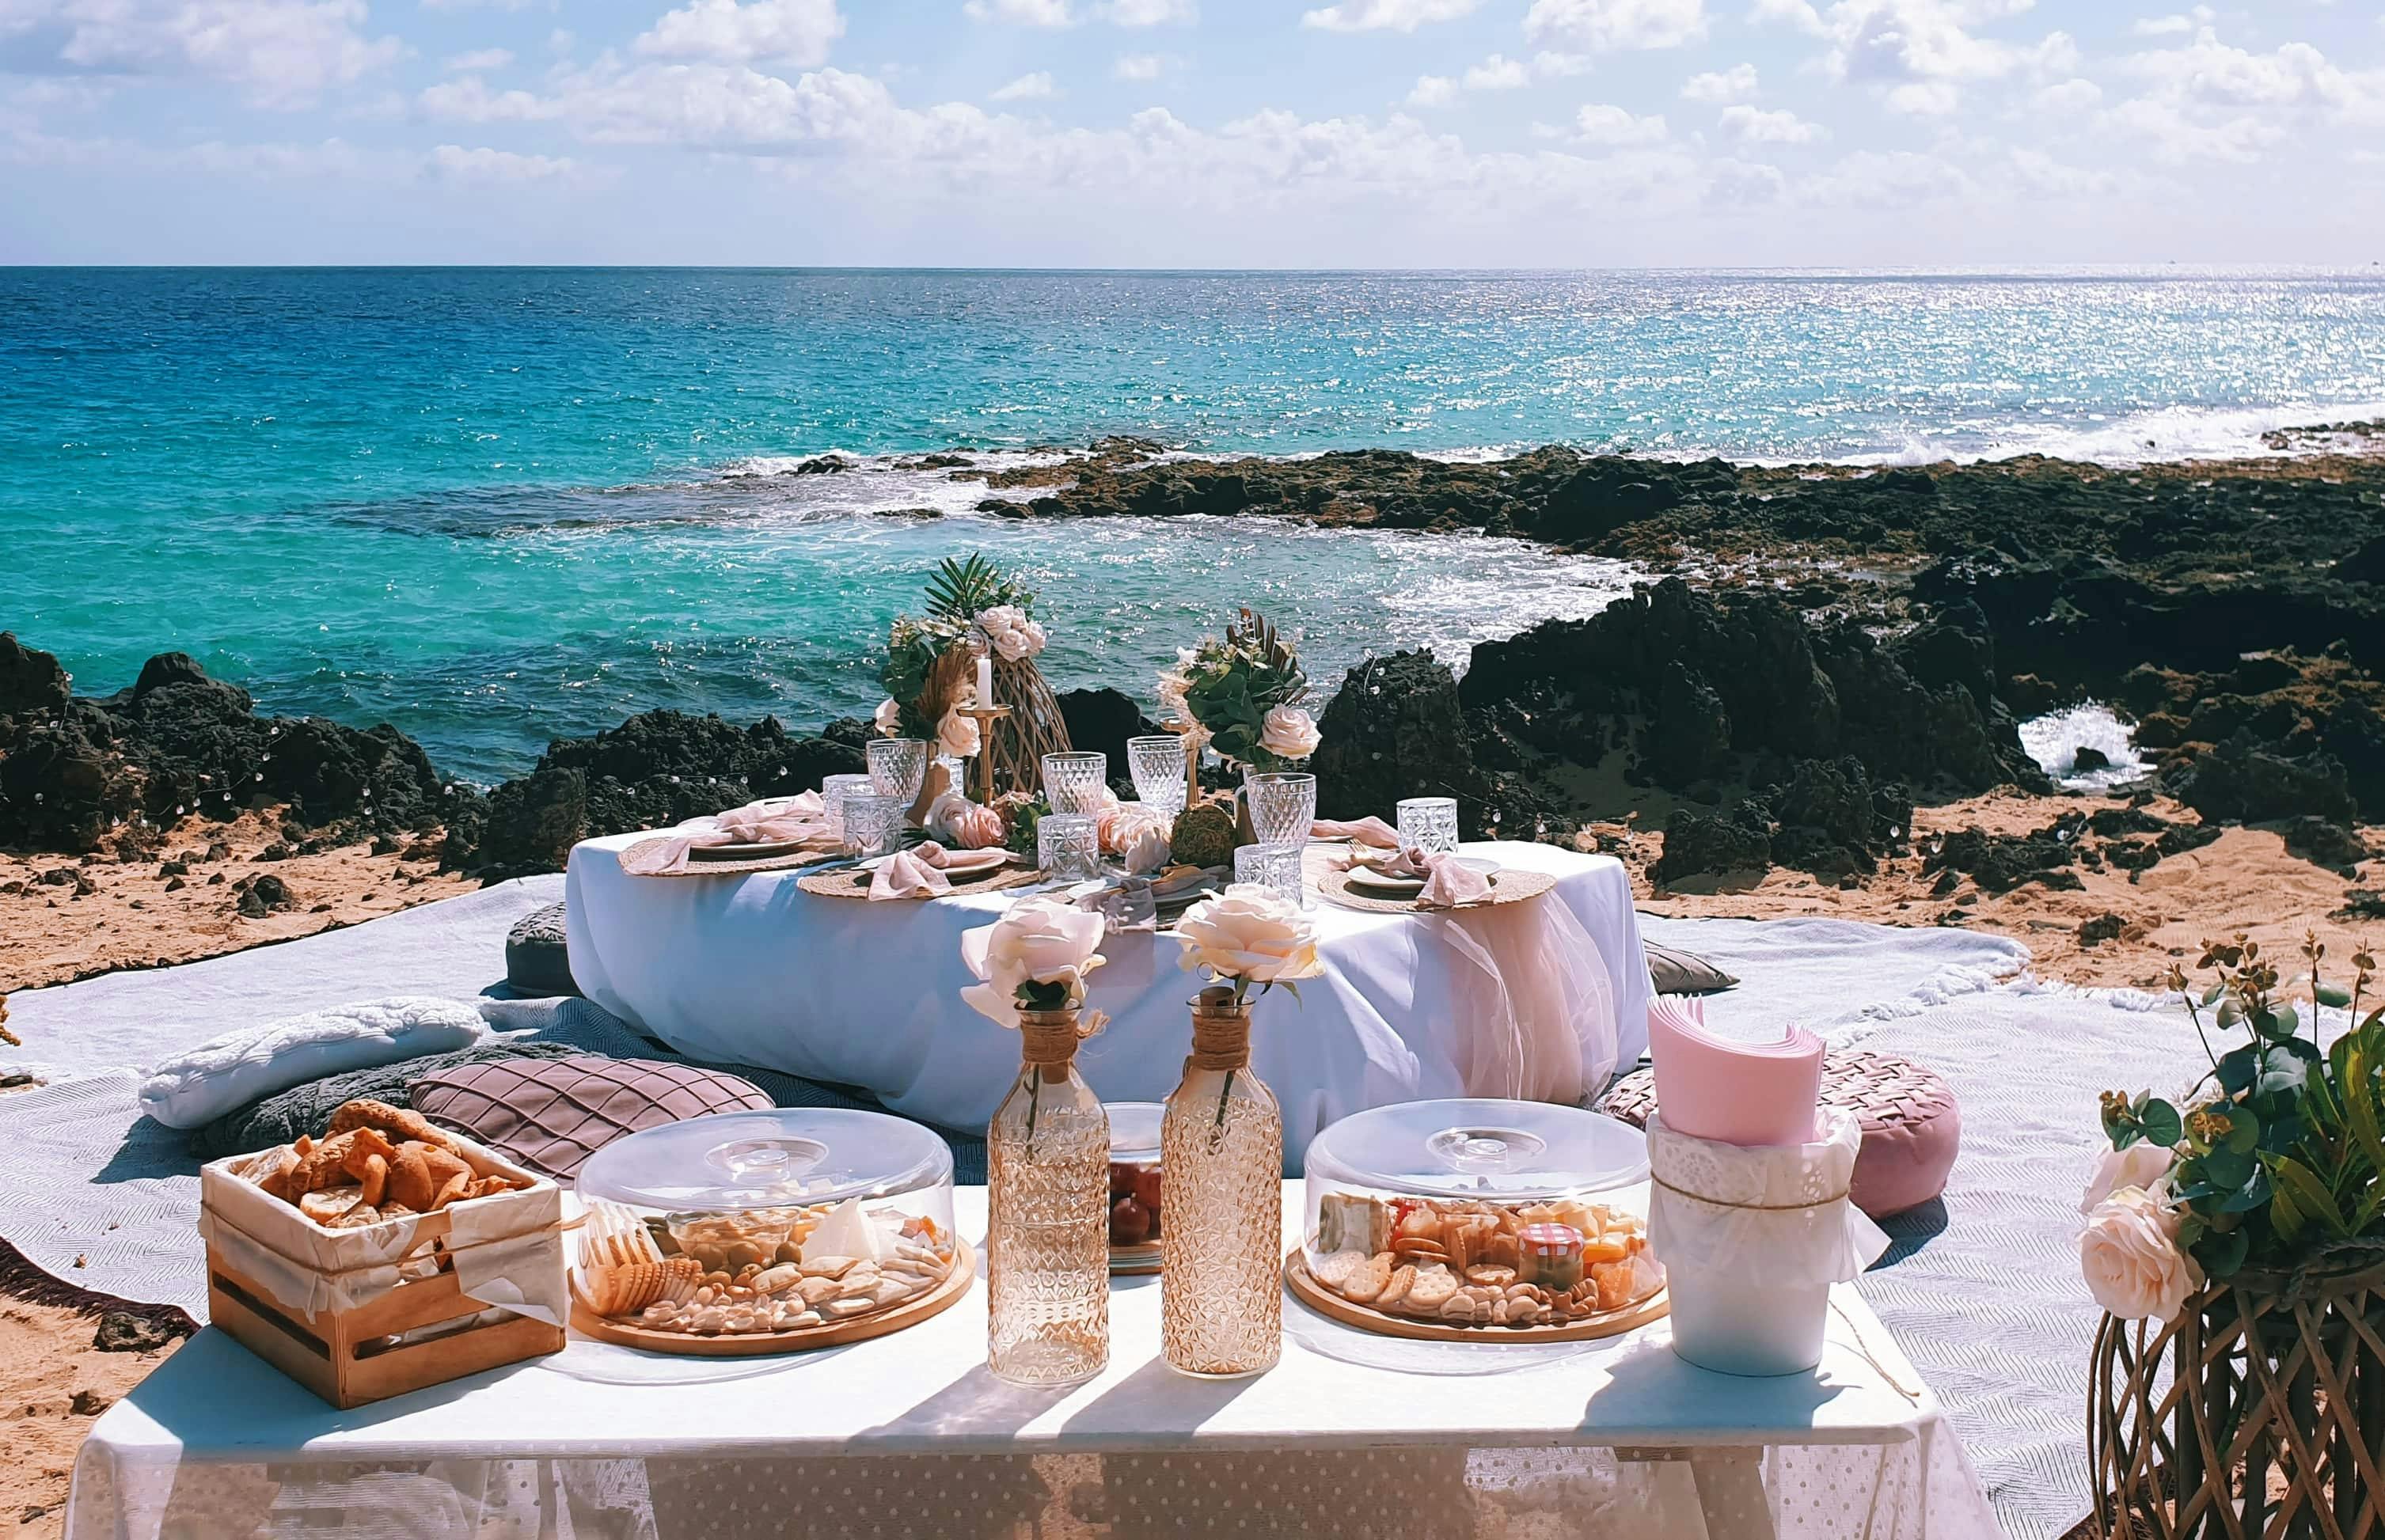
top-left (1516, 1222), bottom-right (1587, 1292)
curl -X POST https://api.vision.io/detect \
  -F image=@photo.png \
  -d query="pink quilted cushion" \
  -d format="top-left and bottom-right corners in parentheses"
top-left (1599, 1048), bottom-right (1960, 1219)
top-left (408, 1055), bottom-right (771, 1179)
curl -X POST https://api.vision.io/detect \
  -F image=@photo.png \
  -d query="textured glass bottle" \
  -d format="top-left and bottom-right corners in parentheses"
top-left (1159, 986), bottom-right (1284, 1377)
top-left (986, 1009), bottom-right (1111, 1386)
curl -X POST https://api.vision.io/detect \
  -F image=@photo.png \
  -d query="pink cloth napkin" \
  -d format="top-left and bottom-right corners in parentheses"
top-left (868, 848), bottom-right (954, 901)
top-left (620, 794), bottom-right (836, 874)
top-left (1415, 852), bottom-right (1494, 909)
top-left (1646, 996), bottom-right (1825, 1147)
top-left (1313, 816), bottom-right (1402, 848)
top-left (1354, 844), bottom-right (1433, 878)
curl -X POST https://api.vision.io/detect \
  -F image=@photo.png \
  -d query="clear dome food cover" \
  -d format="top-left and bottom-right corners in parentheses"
top-left (1300, 1099), bottom-right (1664, 1330)
top-left (572, 1109), bottom-right (960, 1337)
top-left (1105, 1101), bottom-right (1164, 1255)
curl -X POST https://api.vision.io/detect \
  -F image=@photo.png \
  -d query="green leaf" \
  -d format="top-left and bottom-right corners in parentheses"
top-left (2345, 1042), bottom-right (2385, 1176)
top-left (2219, 1168), bottom-right (2273, 1214)
top-left (2217, 1047), bottom-right (2259, 1094)
top-left (2318, 984), bottom-right (2353, 1009)
top-left (2270, 1174), bottom-right (2307, 1242)
top-left (2264, 1003), bottom-right (2300, 1040)
top-left (2201, 1145), bottom-right (2255, 1191)
top-left (2227, 1103), bottom-right (2264, 1154)
top-left (2301, 1066), bottom-right (2341, 1135)
top-left (2217, 998), bottom-right (2243, 1030)
top-left (2140, 1098), bottom-right (2183, 1148)
top-left (2266, 1155), bottom-right (2350, 1238)
top-left (2203, 984), bottom-right (2225, 1007)
top-left (2200, 1227), bottom-right (2251, 1278)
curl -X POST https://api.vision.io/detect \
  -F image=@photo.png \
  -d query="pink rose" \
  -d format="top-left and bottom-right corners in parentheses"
top-left (936, 798), bottom-right (1006, 851)
top-left (2080, 1186), bottom-right (2203, 1321)
top-left (873, 698), bottom-right (902, 737)
top-left (2081, 1141), bottom-right (2174, 1216)
top-left (1258, 705), bottom-right (1320, 761)
top-left (1175, 883), bottom-right (1324, 986)
top-left (959, 897), bottom-right (1107, 1028)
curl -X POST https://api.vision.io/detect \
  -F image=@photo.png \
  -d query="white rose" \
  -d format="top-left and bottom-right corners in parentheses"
top-left (1019, 620), bottom-right (1048, 658)
top-left (937, 707), bottom-right (981, 760)
top-left (1121, 820), bottom-right (1172, 875)
top-left (1257, 705), bottom-right (1321, 761)
top-left (1174, 883), bottom-right (1324, 986)
top-left (960, 897), bottom-right (1108, 1028)
top-left (974, 605), bottom-right (1025, 641)
top-left (991, 626), bottom-right (1033, 662)
top-left (2082, 1141), bottom-right (2174, 1216)
top-left (2079, 1186), bottom-right (2203, 1321)
top-left (874, 698), bottom-right (902, 737)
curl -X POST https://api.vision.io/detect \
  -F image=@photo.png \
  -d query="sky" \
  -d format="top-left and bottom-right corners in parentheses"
top-left (2, 0), bottom-right (2382, 266)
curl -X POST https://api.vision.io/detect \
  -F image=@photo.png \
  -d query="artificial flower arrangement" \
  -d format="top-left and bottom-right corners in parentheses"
top-left (2084, 932), bottom-right (2383, 1321)
top-left (1159, 609), bottom-right (1321, 773)
top-left (962, 897), bottom-right (1107, 1034)
top-left (1172, 882), bottom-right (1327, 1118)
top-left (878, 554), bottom-right (1052, 763)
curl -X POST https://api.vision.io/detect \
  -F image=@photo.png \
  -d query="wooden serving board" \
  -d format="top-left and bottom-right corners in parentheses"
top-left (1109, 1242), bottom-right (1161, 1276)
top-left (1282, 1250), bottom-right (1669, 1345)
top-left (570, 1246), bottom-right (974, 1357)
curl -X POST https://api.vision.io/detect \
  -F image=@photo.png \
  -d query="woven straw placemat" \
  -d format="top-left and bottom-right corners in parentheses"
top-left (621, 840), bottom-right (845, 878)
top-left (795, 863), bottom-right (1044, 902)
top-left (1313, 862), bottom-right (1555, 915)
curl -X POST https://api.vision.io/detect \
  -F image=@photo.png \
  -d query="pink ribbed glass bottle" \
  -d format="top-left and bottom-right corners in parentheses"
top-left (986, 1009), bottom-right (1110, 1386)
top-left (1158, 986), bottom-right (1282, 1378)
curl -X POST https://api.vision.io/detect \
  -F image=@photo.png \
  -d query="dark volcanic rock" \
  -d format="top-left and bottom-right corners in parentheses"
top-left (1313, 651), bottom-right (1482, 821)
top-left (1461, 579), bottom-right (2043, 816)
top-left (454, 708), bottom-right (870, 878)
top-left (1057, 688), bottom-right (1160, 788)
top-left (0, 631), bottom-right (71, 722)
top-left (2172, 733), bottom-right (2358, 827)
top-left (1926, 823), bottom-right (2086, 893)
top-left (1652, 803), bottom-right (1775, 885)
top-left (93, 1310), bottom-right (186, 1354)
top-left (2280, 814), bottom-right (2372, 872)
top-left (2079, 912), bottom-right (2125, 946)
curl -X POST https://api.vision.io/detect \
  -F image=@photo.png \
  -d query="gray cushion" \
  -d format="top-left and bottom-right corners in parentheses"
top-left (505, 901), bottom-right (580, 998)
top-left (1648, 942), bottom-right (1737, 996)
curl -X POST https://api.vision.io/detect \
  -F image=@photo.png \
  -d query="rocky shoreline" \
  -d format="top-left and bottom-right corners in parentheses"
top-left (5, 438), bottom-right (2382, 991)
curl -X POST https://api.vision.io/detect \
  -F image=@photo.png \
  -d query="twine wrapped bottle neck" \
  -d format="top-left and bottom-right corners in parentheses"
top-left (1189, 986), bottom-right (1253, 1071)
top-left (1018, 1009), bottom-right (1086, 1075)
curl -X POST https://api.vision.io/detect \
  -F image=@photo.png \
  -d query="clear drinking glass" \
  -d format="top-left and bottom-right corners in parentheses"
top-left (1396, 796), bottom-right (1461, 855)
top-left (1041, 752), bottom-right (1110, 816)
top-left (818, 773), bottom-right (873, 842)
top-left (1126, 735), bottom-right (1190, 817)
top-left (1244, 772), bottom-right (1316, 850)
top-left (867, 738), bottom-right (930, 803)
top-left (1038, 813), bottom-right (1103, 880)
top-left (1233, 844), bottom-right (1305, 909)
top-left (842, 791), bottom-right (906, 858)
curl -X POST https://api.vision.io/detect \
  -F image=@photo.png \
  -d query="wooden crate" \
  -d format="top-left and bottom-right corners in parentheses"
top-left (202, 1139), bottom-right (565, 1410)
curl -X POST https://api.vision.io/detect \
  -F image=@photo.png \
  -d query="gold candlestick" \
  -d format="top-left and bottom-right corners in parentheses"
top-left (962, 704), bottom-right (1014, 805)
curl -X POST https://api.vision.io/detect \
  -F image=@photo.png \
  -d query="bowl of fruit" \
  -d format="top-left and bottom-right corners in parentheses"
top-left (1106, 1102), bottom-right (1164, 1275)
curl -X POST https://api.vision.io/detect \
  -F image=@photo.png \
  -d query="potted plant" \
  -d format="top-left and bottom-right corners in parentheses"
top-left (2086, 932), bottom-right (2385, 1538)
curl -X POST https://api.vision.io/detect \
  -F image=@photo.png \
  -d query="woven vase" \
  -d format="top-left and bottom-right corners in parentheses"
top-left (986, 656), bottom-right (1072, 798)
top-left (2091, 1260), bottom-right (2385, 1539)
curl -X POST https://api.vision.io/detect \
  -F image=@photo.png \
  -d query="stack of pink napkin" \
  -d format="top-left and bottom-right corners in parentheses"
top-left (1646, 996), bottom-right (1824, 1147)
top-left (1313, 816), bottom-right (1402, 848)
top-left (868, 846), bottom-right (956, 901)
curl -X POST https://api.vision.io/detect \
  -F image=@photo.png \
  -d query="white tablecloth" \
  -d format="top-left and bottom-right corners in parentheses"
top-left (565, 840), bottom-right (1655, 1167)
top-left (69, 1185), bottom-right (2000, 1540)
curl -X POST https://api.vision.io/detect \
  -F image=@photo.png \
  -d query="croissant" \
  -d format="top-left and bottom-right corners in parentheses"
top-left (329, 1098), bottom-right (464, 1155)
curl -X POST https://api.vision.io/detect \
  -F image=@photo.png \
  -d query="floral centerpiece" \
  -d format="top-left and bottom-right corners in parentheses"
top-left (1156, 882), bottom-right (1325, 1377)
top-left (877, 553), bottom-right (1073, 799)
top-left (1160, 609), bottom-right (1321, 774)
top-left (963, 898), bottom-right (1112, 1386)
top-left (2084, 932), bottom-right (2385, 1534)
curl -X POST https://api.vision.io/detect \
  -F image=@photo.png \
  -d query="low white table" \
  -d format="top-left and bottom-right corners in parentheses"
top-left (565, 839), bottom-right (1657, 1169)
top-left (70, 1186), bottom-right (1998, 1540)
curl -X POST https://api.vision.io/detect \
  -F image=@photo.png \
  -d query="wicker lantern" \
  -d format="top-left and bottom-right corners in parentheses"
top-left (983, 653), bottom-right (1073, 798)
top-left (2091, 1261), bottom-right (2385, 1540)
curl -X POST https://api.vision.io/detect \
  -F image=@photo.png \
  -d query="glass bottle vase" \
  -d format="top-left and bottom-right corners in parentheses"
top-left (986, 1009), bottom-right (1111, 1386)
top-left (1159, 986), bottom-right (1284, 1378)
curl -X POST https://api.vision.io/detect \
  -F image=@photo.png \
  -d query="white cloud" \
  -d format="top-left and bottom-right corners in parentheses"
top-left (427, 142), bottom-right (580, 182)
top-left (991, 70), bottom-right (1055, 100)
top-left (2029, 76), bottom-right (2099, 115)
top-left (1524, 0), bottom-right (1707, 52)
top-left (1462, 54), bottom-right (1531, 89)
top-left (1681, 62), bottom-right (1756, 101)
top-left (2097, 93), bottom-right (2281, 163)
top-left (1405, 74), bottom-right (1456, 105)
top-left (1572, 101), bottom-right (1669, 142)
top-left (964, 0), bottom-right (1074, 24)
top-left (636, 0), bottom-right (845, 66)
top-left (1112, 52), bottom-right (1163, 79)
top-left (1757, 0), bottom-right (2076, 108)
top-left (1885, 78), bottom-right (1956, 112)
top-left (1301, 0), bottom-right (1481, 33)
top-left (1798, 146), bottom-right (1969, 206)
top-left (416, 74), bottom-right (564, 122)
top-left (43, 0), bottom-right (405, 108)
top-left (1532, 50), bottom-right (1594, 76)
top-left (1098, 0), bottom-right (1194, 21)
top-left (2131, 7), bottom-right (2211, 36)
top-left (442, 48), bottom-right (515, 73)
top-left (1718, 102), bottom-right (1824, 141)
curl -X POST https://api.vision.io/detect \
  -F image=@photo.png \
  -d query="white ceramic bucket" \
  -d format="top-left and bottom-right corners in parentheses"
top-left (1666, 1266), bottom-right (1832, 1377)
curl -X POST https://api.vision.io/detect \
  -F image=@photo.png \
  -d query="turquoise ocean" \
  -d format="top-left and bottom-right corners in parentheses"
top-left (7, 267), bottom-right (2384, 783)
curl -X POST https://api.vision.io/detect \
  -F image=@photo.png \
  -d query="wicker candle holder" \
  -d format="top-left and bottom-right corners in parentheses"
top-left (2091, 1260), bottom-right (2385, 1539)
top-left (984, 657), bottom-right (1072, 798)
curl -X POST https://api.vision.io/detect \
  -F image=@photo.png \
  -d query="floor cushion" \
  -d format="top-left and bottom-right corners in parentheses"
top-left (1647, 942), bottom-right (1738, 996)
top-left (505, 901), bottom-right (580, 998)
top-left (1598, 1047), bottom-right (1961, 1219)
top-left (411, 1053), bottom-right (772, 1178)
top-left (190, 1040), bottom-right (583, 1159)
top-left (138, 997), bottom-right (485, 1131)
